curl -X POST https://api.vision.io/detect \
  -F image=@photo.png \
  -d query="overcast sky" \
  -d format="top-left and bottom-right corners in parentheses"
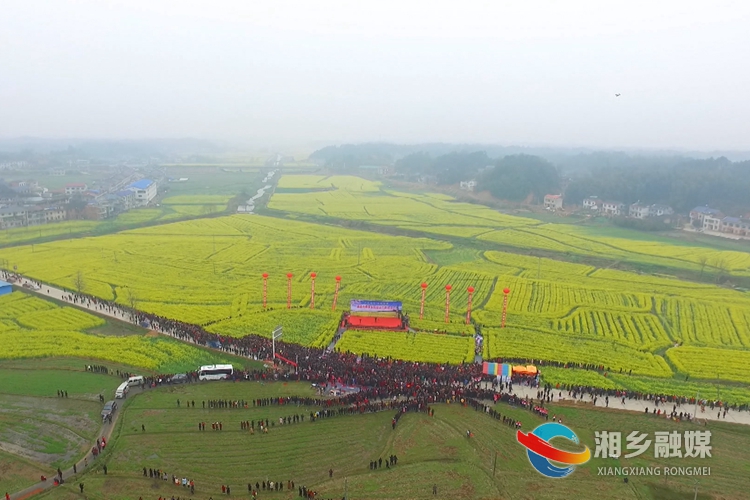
top-left (2, 1), bottom-right (749, 150)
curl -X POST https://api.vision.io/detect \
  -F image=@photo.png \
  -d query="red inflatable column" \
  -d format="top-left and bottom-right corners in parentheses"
top-left (310, 272), bottom-right (317, 309)
top-left (286, 273), bottom-right (293, 309)
top-left (419, 282), bottom-right (428, 320)
top-left (332, 276), bottom-right (342, 311)
top-left (444, 284), bottom-right (452, 323)
top-left (466, 286), bottom-right (474, 325)
top-left (501, 288), bottom-right (510, 328)
top-left (262, 273), bottom-right (269, 309)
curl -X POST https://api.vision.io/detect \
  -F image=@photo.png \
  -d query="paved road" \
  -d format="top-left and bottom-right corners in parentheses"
top-left (14, 275), bottom-right (750, 426)
top-left (483, 381), bottom-right (750, 426)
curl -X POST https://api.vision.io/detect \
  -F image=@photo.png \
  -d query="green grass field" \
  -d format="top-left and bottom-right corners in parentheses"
top-left (8, 379), bottom-right (746, 500)
top-left (162, 168), bottom-right (267, 198)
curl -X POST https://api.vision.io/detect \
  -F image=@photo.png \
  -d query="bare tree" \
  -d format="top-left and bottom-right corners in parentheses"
top-left (697, 255), bottom-right (708, 281)
top-left (126, 287), bottom-right (138, 310)
top-left (73, 271), bottom-right (86, 294)
top-left (713, 258), bottom-right (729, 284)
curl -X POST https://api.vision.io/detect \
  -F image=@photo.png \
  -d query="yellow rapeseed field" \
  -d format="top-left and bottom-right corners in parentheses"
top-left (2, 175), bottom-right (750, 392)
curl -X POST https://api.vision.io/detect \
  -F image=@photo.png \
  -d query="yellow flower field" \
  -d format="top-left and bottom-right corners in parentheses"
top-left (336, 330), bottom-right (474, 364)
top-left (1, 175), bottom-right (750, 398)
top-left (0, 292), bottom-right (241, 372)
top-left (270, 175), bottom-right (750, 277)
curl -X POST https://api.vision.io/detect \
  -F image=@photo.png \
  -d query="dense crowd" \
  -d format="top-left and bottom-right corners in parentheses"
top-left (52, 285), bottom-right (746, 413)
top-left (4, 271), bottom-right (747, 415)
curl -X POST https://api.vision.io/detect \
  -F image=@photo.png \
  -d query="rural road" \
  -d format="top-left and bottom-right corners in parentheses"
top-left (484, 381), bottom-right (750, 426)
top-left (8, 384), bottom-right (146, 500)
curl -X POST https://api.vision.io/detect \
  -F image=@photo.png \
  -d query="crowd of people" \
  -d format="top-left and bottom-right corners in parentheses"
top-left (531, 381), bottom-right (745, 415)
top-left (369, 455), bottom-right (398, 470)
top-left (4, 282), bottom-right (726, 414)
top-left (142, 468), bottom-right (196, 495)
top-left (4, 274), bottom-right (750, 500)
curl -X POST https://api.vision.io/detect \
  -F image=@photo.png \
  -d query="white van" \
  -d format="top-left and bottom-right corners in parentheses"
top-left (127, 375), bottom-right (144, 387)
top-left (115, 382), bottom-right (129, 399)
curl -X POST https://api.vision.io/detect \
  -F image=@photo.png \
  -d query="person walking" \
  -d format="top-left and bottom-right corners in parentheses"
top-left (79, 483), bottom-right (84, 493)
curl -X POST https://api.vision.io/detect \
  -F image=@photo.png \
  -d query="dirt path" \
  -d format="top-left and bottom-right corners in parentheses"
top-left (9, 384), bottom-right (146, 500)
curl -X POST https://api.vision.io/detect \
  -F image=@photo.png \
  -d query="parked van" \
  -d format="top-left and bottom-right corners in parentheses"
top-left (127, 375), bottom-right (144, 387)
top-left (115, 382), bottom-right (129, 399)
top-left (101, 400), bottom-right (118, 421)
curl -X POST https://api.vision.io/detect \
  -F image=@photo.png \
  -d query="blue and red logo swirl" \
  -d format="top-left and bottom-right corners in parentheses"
top-left (517, 423), bottom-right (591, 478)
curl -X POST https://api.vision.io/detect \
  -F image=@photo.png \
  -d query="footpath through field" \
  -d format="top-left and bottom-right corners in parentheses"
top-left (10, 274), bottom-right (750, 428)
top-left (8, 384), bottom-right (146, 500)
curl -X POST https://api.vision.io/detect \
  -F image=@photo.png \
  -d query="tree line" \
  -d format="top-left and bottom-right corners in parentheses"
top-left (309, 143), bottom-right (750, 214)
top-left (565, 156), bottom-right (750, 214)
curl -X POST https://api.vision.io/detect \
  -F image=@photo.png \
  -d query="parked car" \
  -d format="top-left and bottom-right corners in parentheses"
top-left (168, 373), bottom-right (189, 384)
top-left (101, 400), bottom-right (118, 421)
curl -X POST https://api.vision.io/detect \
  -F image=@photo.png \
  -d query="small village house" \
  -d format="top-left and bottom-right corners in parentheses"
top-left (544, 194), bottom-right (563, 210)
top-left (582, 196), bottom-right (602, 210)
top-left (602, 201), bottom-right (625, 216)
top-left (689, 206), bottom-right (723, 227)
top-left (629, 202), bottom-right (650, 219)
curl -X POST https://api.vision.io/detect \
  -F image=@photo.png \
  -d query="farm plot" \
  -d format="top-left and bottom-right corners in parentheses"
top-left (0, 293), bottom-right (240, 372)
top-left (666, 346), bottom-right (750, 383)
top-left (336, 330), bottom-right (474, 364)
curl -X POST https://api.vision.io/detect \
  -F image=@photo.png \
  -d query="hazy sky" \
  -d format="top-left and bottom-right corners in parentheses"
top-left (2, 1), bottom-right (749, 150)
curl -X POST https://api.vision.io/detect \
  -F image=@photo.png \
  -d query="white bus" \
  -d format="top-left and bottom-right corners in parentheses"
top-left (198, 364), bottom-right (234, 381)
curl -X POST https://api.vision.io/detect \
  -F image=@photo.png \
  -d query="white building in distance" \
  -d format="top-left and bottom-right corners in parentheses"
top-left (128, 179), bottom-right (157, 206)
